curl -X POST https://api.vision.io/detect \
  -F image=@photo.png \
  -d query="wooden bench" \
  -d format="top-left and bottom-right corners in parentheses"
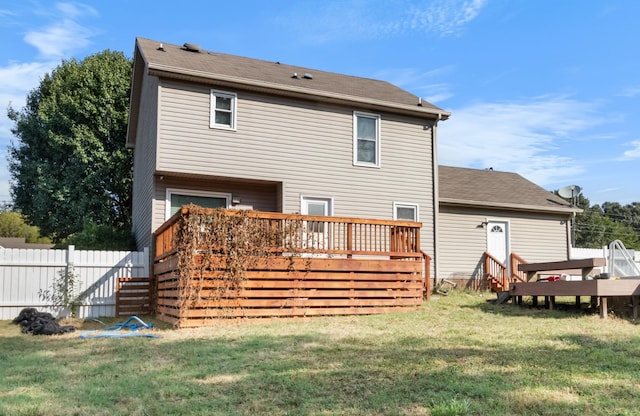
top-left (518, 258), bottom-right (606, 281)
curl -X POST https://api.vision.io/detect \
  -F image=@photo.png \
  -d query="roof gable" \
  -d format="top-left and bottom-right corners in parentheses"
top-left (438, 165), bottom-right (577, 214)
top-left (127, 37), bottom-right (449, 147)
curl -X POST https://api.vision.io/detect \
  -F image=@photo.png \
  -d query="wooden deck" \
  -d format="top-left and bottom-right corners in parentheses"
top-left (153, 207), bottom-right (431, 327)
top-left (509, 278), bottom-right (640, 319)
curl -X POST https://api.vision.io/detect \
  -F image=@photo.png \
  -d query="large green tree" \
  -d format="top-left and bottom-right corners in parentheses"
top-left (7, 50), bottom-right (132, 242)
top-left (572, 195), bottom-right (640, 249)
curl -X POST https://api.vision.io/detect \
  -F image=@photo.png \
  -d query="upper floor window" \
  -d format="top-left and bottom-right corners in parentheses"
top-left (210, 90), bottom-right (237, 130)
top-left (353, 112), bottom-right (380, 167)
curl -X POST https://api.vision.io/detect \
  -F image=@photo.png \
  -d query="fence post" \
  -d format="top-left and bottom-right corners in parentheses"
top-left (143, 247), bottom-right (150, 276)
top-left (66, 245), bottom-right (75, 275)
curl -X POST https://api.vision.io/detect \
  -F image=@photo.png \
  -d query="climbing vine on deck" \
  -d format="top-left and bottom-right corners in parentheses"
top-left (174, 205), bottom-right (305, 314)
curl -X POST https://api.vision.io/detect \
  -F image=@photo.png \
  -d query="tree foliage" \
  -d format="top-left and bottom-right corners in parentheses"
top-left (7, 50), bottom-right (132, 242)
top-left (0, 211), bottom-right (51, 244)
top-left (55, 221), bottom-right (136, 251)
top-left (572, 194), bottom-right (640, 249)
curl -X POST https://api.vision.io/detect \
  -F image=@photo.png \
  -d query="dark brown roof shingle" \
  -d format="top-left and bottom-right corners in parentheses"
top-left (439, 165), bottom-right (576, 213)
top-left (134, 37), bottom-right (448, 118)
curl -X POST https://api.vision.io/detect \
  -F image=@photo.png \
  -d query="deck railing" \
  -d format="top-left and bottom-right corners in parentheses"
top-left (154, 208), bottom-right (423, 261)
top-left (152, 208), bottom-right (429, 326)
top-left (484, 252), bottom-right (529, 292)
top-left (510, 253), bottom-right (528, 283)
top-left (484, 252), bottom-right (508, 291)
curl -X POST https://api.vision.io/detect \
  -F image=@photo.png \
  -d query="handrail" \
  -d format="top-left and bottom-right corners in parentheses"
top-left (608, 239), bottom-right (640, 277)
top-left (421, 250), bottom-right (432, 300)
top-left (154, 207), bottom-right (423, 261)
top-left (484, 252), bottom-right (508, 291)
top-left (510, 253), bottom-right (528, 282)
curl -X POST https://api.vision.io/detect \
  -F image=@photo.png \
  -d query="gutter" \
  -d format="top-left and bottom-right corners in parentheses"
top-left (439, 198), bottom-right (581, 214)
top-left (431, 113), bottom-right (443, 288)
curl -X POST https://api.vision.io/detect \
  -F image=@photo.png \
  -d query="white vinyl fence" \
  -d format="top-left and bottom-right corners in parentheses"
top-left (571, 246), bottom-right (640, 275)
top-left (0, 246), bottom-right (149, 320)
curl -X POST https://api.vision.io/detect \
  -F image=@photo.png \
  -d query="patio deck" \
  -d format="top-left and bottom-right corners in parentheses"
top-left (153, 207), bottom-right (432, 327)
top-left (509, 278), bottom-right (640, 319)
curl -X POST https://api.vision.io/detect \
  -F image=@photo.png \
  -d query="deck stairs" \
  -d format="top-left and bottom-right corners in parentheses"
top-left (484, 252), bottom-right (528, 294)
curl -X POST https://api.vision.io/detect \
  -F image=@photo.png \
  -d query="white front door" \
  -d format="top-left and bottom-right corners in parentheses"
top-left (487, 221), bottom-right (509, 266)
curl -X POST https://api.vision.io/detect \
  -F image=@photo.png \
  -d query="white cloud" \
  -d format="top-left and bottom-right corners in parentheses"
top-left (0, 2), bottom-right (99, 202)
top-left (284, 0), bottom-right (487, 43)
top-left (437, 96), bottom-right (605, 186)
top-left (24, 19), bottom-right (93, 59)
top-left (407, 0), bottom-right (487, 36)
top-left (620, 140), bottom-right (640, 160)
top-left (374, 66), bottom-right (455, 104)
top-left (619, 86), bottom-right (640, 98)
top-left (56, 2), bottom-right (98, 19)
top-left (0, 61), bottom-right (58, 138)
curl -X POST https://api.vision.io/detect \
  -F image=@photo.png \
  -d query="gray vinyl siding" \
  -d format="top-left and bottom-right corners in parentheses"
top-left (130, 75), bottom-right (159, 251)
top-left (438, 209), bottom-right (488, 280)
top-left (438, 206), bottom-right (570, 280)
top-left (153, 79), bottom-right (436, 256)
top-left (153, 176), bottom-right (280, 221)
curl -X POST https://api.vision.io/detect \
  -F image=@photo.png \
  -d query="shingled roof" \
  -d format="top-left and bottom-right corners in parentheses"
top-left (439, 165), bottom-right (578, 214)
top-left (128, 38), bottom-right (449, 146)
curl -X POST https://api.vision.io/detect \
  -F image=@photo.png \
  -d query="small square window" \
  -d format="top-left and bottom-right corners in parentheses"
top-left (393, 202), bottom-right (418, 221)
top-left (210, 90), bottom-right (237, 130)
top-left (353, 112), bottom-right (380, 167)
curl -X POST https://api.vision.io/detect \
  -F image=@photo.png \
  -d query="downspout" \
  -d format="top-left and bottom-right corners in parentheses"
top-left (431, 113), bottom-right (442, 288)
top-left (567, 211), bottom-right (575, 258)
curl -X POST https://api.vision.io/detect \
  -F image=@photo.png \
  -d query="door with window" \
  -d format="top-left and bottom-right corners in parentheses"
top-left (487, 220), bottom-right (509, 268)
top-left (301, 197), bottom-right (332, 252)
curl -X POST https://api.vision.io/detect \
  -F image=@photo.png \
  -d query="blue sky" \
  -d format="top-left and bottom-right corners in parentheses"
top-left (1, 0), bottom-right (639, 206)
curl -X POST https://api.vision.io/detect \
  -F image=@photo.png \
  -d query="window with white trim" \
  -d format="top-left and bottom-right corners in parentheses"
top-left (393, 202), bottom-right (419, 221)
top-left (165, 188), bottom-right (231, 219)
top-left (353, 112), bottom-right (380, 167)
top-left (210, 90), bottom-right (237, 130)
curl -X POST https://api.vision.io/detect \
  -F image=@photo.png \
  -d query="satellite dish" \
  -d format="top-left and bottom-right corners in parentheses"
top-left (558, 185), bottom-right (582, 199)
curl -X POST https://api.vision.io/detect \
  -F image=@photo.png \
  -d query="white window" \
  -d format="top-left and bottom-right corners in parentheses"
top-left (165, 188), bottom-right (231, 219)
top-left (210, 90), bottom-right (237, 130)
top-left (301, 196), bottom-right (333, 233)
top-left (393, 202), bottom-right (419, 221)
top-left (353, 112), bottom-right (380, 167)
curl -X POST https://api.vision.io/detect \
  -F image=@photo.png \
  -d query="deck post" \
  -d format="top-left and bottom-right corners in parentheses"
top-left (600, 297), bottom-right (608, 319)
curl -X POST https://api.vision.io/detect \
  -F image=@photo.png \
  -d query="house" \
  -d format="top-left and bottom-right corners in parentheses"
top-left (126, 37), bottom-right (449, 261)
top-left (437, 165), bottom-right (579, 289)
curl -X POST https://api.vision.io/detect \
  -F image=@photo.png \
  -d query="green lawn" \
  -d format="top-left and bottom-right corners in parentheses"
top-left (1, 292), bottom-right (639, 415)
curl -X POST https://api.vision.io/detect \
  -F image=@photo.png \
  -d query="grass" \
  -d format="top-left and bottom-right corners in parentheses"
top-left (1, 292), bottom-right (640, 415)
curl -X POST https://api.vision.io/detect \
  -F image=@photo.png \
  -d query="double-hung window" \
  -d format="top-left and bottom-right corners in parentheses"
top-left (353, 112), bottom-right (380, 167)
top-left (210, 90), bottom-right (237, 130)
